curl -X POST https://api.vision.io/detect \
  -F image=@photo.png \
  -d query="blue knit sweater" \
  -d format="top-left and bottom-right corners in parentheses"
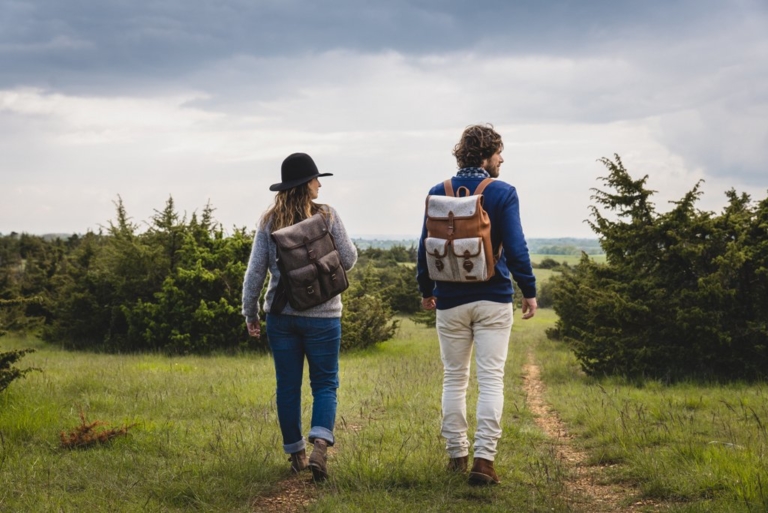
top-left (416, 176), bottom-right (536, 310)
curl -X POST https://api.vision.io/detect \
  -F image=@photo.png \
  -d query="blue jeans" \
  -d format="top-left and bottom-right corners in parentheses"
top-left (266, 313), bottom-right (341, 454)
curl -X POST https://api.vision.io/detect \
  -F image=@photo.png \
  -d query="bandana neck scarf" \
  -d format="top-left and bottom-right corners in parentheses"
top-left (456, 167), bottom-right (490, 178)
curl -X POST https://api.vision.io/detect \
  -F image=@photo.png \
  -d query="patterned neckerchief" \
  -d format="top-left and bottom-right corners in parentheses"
top-left (456, 167), bottom-right (490, 178)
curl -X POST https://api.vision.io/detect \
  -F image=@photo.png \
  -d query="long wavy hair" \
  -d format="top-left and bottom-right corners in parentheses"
top-left (452, 124), bottom-right (504, 168)
top-left (260, 182), bottom-right (326, 232)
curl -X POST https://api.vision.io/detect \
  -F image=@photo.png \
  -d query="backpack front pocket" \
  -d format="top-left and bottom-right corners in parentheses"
top-left (425, 237), bottom-right (488, 282)
top-left (316, 251), bottom-right (349, 298)
top-left (450, 237), bottom-right (489, 281)
top-left (286, 263), bottom-right (321, 310)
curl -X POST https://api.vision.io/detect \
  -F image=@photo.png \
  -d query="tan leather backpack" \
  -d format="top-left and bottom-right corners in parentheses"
top-left (424, 178), bottom-right (497, 282)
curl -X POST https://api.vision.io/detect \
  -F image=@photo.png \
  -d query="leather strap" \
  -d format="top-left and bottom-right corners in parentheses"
top-left (474, 177), bottom-right (494, 196)
top-left (271, 278), bottom-right (289, 314)
top-left (444, 177), bottom-right (494, 197)
top-left (472, 177), bottom-right (502, 260)
top-left (443, 179), bottom-right (454, 197)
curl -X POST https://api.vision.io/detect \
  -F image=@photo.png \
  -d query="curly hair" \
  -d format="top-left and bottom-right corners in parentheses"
top-left (260, 182), bottom-right (326, 232)
top-left (452, 124), bottom-right (504, 169)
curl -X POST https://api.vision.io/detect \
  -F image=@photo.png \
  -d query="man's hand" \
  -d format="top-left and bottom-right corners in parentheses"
top-left (247, 321), bottom-right (260, 338)
top-left (421, 296), bottom-right (436, 310)
top-left (521, 297), bottom-right (537, 320)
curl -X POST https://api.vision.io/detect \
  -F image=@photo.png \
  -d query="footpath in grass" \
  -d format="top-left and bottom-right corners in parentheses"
top-left (534, 313), bottom-right (768, 513)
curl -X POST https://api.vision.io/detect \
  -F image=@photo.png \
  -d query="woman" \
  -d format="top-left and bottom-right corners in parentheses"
top-left (242, 152), bottom-right (357, 481)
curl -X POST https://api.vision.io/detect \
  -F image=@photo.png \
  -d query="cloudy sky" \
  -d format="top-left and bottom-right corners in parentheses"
top-left (1, 0), bottom-right (766, 239)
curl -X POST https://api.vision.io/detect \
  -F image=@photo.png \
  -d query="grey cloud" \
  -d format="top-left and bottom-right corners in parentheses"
top-left (1, 0), bottom-right (757, 93)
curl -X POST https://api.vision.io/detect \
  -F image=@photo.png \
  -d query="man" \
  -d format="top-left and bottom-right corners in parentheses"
top-left (417, 124), bottom-right (537, 485)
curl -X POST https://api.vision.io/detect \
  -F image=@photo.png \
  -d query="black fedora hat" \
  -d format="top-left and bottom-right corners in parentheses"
top-left (269, 153), bottom-right (333, 191)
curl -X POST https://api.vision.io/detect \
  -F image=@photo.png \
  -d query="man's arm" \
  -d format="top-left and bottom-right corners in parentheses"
top-left (499, 186), bottom-right (537, 317)
top-left (416, 212), bottom-right (436, 304)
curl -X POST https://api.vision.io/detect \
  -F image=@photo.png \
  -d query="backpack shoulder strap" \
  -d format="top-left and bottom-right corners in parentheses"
top-left (473, 177), bottom-right (494, 196)
top-left (443, 179), bottom-right (455, 197)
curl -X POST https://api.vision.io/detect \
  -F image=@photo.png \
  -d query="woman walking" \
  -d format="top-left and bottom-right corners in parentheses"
top-left (242, 152), bottom-right (357, 481)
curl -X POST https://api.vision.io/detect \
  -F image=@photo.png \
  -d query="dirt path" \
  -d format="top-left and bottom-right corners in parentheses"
top-left (522, 353), bottom-right (663, 512)
top-left (253, 354), bottom-right (666, 512)
top-left (251, 472), bottom-right (318, 513)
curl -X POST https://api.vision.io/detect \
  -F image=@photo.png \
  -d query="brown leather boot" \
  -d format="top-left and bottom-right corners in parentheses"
top-left (289, 449), bottom-right (308, 474)
top-left (308, 439), bottom-right (328, 481)
top-left (447, 456), bottom-right (468, 472)
top-left (468, 457), bottom-right (500, 485)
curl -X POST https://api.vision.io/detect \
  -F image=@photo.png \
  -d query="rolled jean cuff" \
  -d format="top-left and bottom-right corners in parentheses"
top-left (447, 448), bottom-right (469, 459)
top-left (473, 449), bottom-right (495, 461)
top-left (283, 437), bottom-right (306, 455)
top-left (308, 426), bottom-right (335, 446)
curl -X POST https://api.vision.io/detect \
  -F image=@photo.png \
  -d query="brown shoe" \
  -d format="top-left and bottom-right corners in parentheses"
top-left (468, 458), bottom-right (500, 485)
top-left (308, 439), bottom-right (328, 481)
top-left (289, 449), bottom-right (308, 474)
top-left (447, 456), bottom-right (468, 472)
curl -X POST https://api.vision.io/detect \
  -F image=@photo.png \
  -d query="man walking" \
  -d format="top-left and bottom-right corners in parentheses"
top-left (417, 124), bottom-right (537, 485)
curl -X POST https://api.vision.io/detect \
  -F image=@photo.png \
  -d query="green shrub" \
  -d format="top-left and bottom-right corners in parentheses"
top-left (0, 347), bottom-right (38, 393)
top-left (549, 155), bottom-right (768, 379)
top-left (341, 293), bottom-right (398, 350)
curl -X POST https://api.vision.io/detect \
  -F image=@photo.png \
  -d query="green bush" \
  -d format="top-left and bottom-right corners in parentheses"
top-left (548, 155), bottom-right (768, 379)
top-left (410, 308), bottom-right (436, 328)
top-left (1, 298), bottom-right (42, 393)
top-left (1, 201), bottom-right (411, 355)
top-left (340, 264), bottom-right (398, 350)
top-left (536, 257), bottom-right (562, 270)
top-left (41, 198), bottom-right (253, 354)
top-left (0, 347), bottom-right (38, 393)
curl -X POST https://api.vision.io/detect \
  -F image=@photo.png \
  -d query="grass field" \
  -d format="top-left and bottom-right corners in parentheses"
top-left (529, 253), bottom-right (606, 266)
top-left (534, 327), bottom-right (768, 512)
top-left (1, 311), bottom-right (766, 512)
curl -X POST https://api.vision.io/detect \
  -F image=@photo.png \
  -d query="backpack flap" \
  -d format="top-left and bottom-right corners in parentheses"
top-left (316, 250), bottom-right (342, 274)
top-left (426, 195), bottom-right (480, 219)
top-left (271, 213), bottom-right (329, 250)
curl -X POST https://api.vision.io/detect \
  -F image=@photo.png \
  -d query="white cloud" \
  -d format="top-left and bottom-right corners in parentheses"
top-left (1, 39), bottom-right (767, 238)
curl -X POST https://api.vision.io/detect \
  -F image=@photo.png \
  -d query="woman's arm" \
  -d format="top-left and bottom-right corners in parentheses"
top-left (241, 224), bottom-right (270, 324)
top-left (328, 206), bottom-right (358, 271)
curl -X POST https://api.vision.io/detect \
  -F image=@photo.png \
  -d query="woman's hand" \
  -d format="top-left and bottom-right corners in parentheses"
top-left (247, 321), bottom-right (260, 338)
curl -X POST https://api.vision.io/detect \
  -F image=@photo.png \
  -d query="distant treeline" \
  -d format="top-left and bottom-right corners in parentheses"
top-left (527, 238), bottom-right (604, 255)
top-left (6, 235), bottom-right (604, 256)
top-left (353, 237), bottom-right (604, 255)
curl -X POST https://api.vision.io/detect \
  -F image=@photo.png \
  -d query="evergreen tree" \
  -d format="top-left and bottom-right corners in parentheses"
top-left (0, 298), bottom-right (40, 393)
top-left (549, 155), bottom-right (768, 379)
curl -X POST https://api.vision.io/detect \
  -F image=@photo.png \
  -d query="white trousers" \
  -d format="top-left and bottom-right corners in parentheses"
top-left (436, 300), bottom-right (513, 461)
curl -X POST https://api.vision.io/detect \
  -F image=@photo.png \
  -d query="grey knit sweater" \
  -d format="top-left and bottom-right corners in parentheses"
top-left (241, 206), bottom-right (358, 323)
